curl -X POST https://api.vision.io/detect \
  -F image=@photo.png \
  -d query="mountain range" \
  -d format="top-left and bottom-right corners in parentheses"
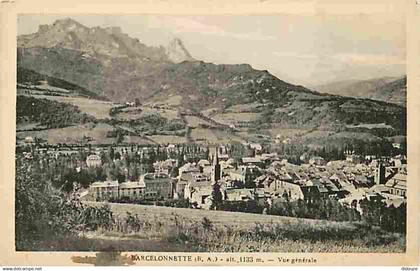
top-left (17, 18), bottom-right (406, 138)
top-left (314, 76), bottom-right (406, 106)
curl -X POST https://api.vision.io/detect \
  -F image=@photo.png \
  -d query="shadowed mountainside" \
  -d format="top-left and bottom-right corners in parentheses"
top-left (17, 18), bottom-right (406, 135)
top-left (314, 76), bottom-right (406, 106)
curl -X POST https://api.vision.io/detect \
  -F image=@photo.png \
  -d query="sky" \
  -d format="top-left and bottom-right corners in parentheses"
top-left (17, 12), bottom-right (406, 87)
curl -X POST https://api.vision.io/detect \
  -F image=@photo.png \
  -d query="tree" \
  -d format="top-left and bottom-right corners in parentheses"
top-left (210, 181), bottom-right (223, 210)
top-left (359, 197), bottom-right (386, 227)
top-left (108, 146), bottom-right (115, 161)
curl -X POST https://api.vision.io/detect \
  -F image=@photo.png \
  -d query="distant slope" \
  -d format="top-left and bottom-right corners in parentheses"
top-left (314, 76), bottom-right (406, 106)
top-left (313, 77), bottom-right (398, 96)
top-left (16, 95), bottom-right (95, 129)
top-left (368, 77), bottom-right (406, 106)
top-left (17, 67), bottom-right (102, 98)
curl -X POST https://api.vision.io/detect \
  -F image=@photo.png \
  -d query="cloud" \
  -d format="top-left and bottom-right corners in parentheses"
top-left (332, 53), bottom-right (405, 66)
top-left (146, 16), bottom-right (277, 41)
top-left (273, 51), bottom-right (405, 66)
top-left (273, 51), bottom-right (318, 59)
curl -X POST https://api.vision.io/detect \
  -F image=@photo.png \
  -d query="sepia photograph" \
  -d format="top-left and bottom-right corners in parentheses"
top-left (14, 12), bottom-right (408, 254)
top-left (1, 0), bottom-right (419, 267)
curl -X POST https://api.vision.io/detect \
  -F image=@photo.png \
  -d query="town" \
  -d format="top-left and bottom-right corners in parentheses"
top-left (17, 138), bottom-right (407, 218)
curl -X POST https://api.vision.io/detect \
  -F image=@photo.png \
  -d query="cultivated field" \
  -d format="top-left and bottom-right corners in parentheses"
top-left (190, 128), bottom-right (243, 144)
top-left (22, 94), bottom-right (114, 119)
top-left (116, 107), bottom-right (180, 121)
top-left (212, 112), bottom-right (260, 125)
top-left (17, 122), bottom-right (115, 145)
top-left (123, 135), bottom-right (157, 145)
top-left (184, 116), bottom-right (214, 128)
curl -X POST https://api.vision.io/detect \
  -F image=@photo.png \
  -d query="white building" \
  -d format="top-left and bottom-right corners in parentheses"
top-left (86, 154), bottom-right (102, 168)
top-left (90, 180), bottom-right (119, 200)
top-left (119, 180), bottom-right (146, 200)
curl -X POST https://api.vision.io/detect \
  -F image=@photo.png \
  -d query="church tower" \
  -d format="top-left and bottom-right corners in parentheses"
top-left (211, 149), bottom-right (221, 183)
top-left (375, 163), bottom-right (386, 185)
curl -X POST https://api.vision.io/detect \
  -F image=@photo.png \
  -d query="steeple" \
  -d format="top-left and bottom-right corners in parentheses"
top-left (211, 147), bottom-right (221, 183)
top-left (213, 149), bottom-right (219, 166)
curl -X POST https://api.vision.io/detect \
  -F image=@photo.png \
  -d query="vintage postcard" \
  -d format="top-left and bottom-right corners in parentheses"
top-left (0, 0), bottom-right (419, 267)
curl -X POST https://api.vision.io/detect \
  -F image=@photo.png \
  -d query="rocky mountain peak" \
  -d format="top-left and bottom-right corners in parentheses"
top-left (50, 18), bottom-right (87, 32)
top-left (18, 19), bottom-right (197, 63)
top-left (165, 37), bottom-right (195, 63)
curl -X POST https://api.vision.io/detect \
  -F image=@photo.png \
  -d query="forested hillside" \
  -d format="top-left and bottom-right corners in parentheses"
top-left (17, 95), bottom-right (95, 129)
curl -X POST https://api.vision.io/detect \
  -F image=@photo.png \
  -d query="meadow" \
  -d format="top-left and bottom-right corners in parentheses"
top-left (69, 202), bottom-right (405, 253)
top-left (22, 94), bottom-right (114, 119)
top-left (17, 122), bottom-right (115, 145)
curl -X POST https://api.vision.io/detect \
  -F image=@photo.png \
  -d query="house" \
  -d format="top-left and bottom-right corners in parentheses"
top-left (173, 179), bottom-right (188, 199)
top-left (242, 157), bottom-right (263, 166)
top-left (238, 165), bottom-right (262, 184)
top-left (225, 189), bottom-right (254, 201)
top-left (305, 179), bottom-right (329, 198)
top-left (178, 162), bottom-right (200, 175)
top-left (249, 143), bottom-right (263, 153)
top-left (384, 173), bottom-right (407, 198)
top-left (197, 159), bottom-right (211, 168)
top-left (392, 143), bottom-right (402, 149)
top-left (184, 179), bottom-right (214, 209)
top-left (119, 180), bottom-right (146, 200)
top-left (329, 173), bottom-right (355, 193)
top-left (24, 136), bottom-right (34, 144)
top-left (176, 172), bottom-right (209, 198)
top-left (197, 159), bottom-right (212, 174)
top-left (254, 188), bottom-right (273, 205)
top-left (223, 168), bottom-right (245, 182)
top-left (346, 154), bottom-right (363, 164)
top-left (390, 155), bottom-right (407, 167)
top-left (140, 173), bottom-right (173, 200)
top-left (338, 188), bottom-right (370, 213)
top-left (268, 179), bottom-right (305, 200)
top-left (86, 154), bottom-right (102, 168)
top-left (318, 177), bottom-right (343, 197)
top-left (349, 173), bottom-right (372, 187)
top-left (258, 153), bottom-right (280, 164)
top-left (90, 180), bottom-right (119, 201)
top-left (309, 156), bottom-right (326, 166)
top-left (153, 159), bottom-right (177, 175)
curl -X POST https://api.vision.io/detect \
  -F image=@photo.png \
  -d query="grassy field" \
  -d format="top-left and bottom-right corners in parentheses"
top-left (190, 128), bottom-right (243, 144)
top-left (146, 95), bottom-right (183, 107)
top-left (88, 202), bottom-right (326, 228)
top-left (212, 112), bottom-right (260, 125)
top-left (184, 116), bottom-right (215, 128)
top-left (148, 135), bottom-right (187, 145)
top-left (17, 122), bottom-right (115, 145)
top-left (224, 102), bottom-right (264, 113)
top-left (22, 94), bottom-right (114, 119)
top-left (75, 202), bottom-right (405, 253)
top-left (116, 107), bottom-right (180, 121)
top-left (265, 127), bottom-right (311, 138)
top-left (346, 123), bottom-right (394, 129)
top-left (123, 135), bottom-right (157, 145)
